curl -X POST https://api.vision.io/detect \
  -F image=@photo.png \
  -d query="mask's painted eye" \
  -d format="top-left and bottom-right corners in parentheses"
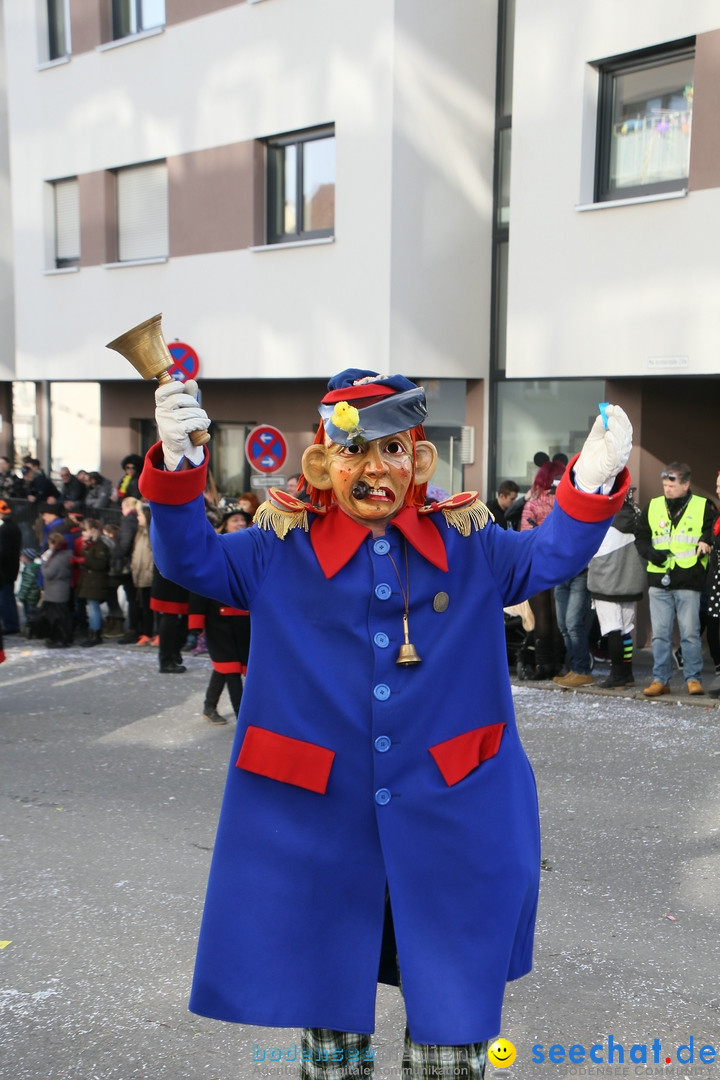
top-left (385, 439), bottom-right (406, 455)
top-left (339, 443), bottom-right (363, 456)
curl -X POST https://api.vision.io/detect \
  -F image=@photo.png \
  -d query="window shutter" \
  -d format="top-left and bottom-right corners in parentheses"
top-left (116, 162), bottom-right (168, 261)
top-left (54, 178), bottom-right (80, 265)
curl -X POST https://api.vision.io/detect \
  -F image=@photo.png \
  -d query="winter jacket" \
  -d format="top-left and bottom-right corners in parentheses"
top-left (17, 561), bottom-right (41, 607)
top-left (111, 511), bottom-right (138, 576)
top-left (188, 593), bottom-right (250, 674)
top-left (519, 489), bottom-right (555, 530)
top-left (150, 565), bottom-right (188, 615)
top-left (39, 545), bottom-right (72, 603)
top-left (84, 477), bottom-right (114, 510)
top-left (130, 525), bottom-right (154, 589)
top-left (75, 538), bottom-right (110, 601)
top-left (588, 501), bottom-right (645, 601)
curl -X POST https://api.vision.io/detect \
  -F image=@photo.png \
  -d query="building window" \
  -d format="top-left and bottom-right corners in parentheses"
top-left (595, 39), bottom-right (694, 202)
top-left (112, 0), bottom-right (165, 39)
top-left (47, 0), bottom-right (70, 59)
top-left (266, 126), bottom-right (335, 243)
top-left (52, 177), bottom-right (80, 268)
top-left (115, 162), bottom-right (168, 262)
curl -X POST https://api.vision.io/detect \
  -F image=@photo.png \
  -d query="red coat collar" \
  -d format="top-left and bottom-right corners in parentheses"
top-left (310, 505), bottom-right (449, 579)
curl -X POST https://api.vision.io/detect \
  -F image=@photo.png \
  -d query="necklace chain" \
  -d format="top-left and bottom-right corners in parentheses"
top-left (386, 540), bottom-right (410, 616)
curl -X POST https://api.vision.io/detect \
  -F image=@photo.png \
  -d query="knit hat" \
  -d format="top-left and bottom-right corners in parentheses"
top-left (317, 369), bottom-right (428, 448)
top-left (38, 502), bottom-right (64, 517)
top-left (21, 547), bottom-right (39, 560)
top-left (220, 501), bottom-right (253, 526)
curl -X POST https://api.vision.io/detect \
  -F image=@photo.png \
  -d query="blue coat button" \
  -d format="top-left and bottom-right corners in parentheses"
top-left (374, 735), bottom-right (391, 753)
top-left (375, 583), bottom-right (392, 600)
top-left (375, 788), bottom-right (392, 805)
top-left (374, 632), bottom-right (390, 648)
top-left (373, 683), bottom-right (391, 701)
top-left (373, 539), bottom-right (390, 555)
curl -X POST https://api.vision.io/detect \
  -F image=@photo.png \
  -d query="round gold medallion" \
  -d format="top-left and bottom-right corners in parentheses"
top-left (432, 592), bottom-right (450, 613)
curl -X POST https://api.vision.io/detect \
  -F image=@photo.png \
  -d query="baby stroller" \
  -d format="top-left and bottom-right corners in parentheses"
top-left (504, 601), bottom-right (536, 679)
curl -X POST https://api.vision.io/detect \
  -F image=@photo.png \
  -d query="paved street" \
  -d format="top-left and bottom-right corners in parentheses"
top-left (1, 636), bottom-right (719, 1079)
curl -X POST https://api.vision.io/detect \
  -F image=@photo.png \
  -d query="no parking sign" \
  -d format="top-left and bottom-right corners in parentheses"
top-left (167, 342), bottom-right (200, 383)
top-left (245, 425), bottom-right (288, 474)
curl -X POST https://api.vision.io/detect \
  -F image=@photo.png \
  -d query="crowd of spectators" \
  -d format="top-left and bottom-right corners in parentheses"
top-left (490, 450), bottom-right (719, 697)
top-left (4, 447), bottom-right (720, 703)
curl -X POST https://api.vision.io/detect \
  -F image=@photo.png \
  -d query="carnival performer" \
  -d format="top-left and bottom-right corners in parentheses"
top-left (140, 370), bottom-right (632, 1080)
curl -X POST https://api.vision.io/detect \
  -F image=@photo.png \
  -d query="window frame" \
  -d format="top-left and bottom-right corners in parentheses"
top-left (111, 0), bottom-right (165, 40)
top-left (114, 160), bottom-right (169, 264)
top-left (265, 125), bottom-right (335, 245)
top-left (46, 0), bottom-right (70, 60)
top-left (51, 176), bottom-right (80, 270)
top-left (595, 37), bottom-right (695, 204)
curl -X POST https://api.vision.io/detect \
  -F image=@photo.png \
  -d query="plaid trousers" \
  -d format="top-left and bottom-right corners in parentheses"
top-left (300, 1027), bottom-right (487, 1080)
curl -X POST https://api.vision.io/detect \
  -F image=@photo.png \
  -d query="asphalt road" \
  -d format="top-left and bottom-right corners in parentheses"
top-left (1, 636), bottom-right (719, 1080)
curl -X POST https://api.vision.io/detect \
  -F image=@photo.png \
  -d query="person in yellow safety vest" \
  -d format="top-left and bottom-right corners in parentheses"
top-left (635, 462), bottom-right (715, 697)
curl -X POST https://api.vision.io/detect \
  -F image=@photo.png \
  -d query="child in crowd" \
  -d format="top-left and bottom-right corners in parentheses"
top-left (37, 532), bottom-right (73, 648)
top-left (17, 547), bottom-right (41, 629)
top-left (75, 518), bottom-right (110, 648)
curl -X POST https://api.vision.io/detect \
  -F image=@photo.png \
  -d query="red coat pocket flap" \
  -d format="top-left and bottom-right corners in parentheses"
top-left (428, 722), bottom-right (506, 786)
top-left (236, 725), bottom-right (335, 794)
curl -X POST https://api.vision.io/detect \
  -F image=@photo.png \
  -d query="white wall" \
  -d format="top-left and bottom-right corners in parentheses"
top-left (507, 0), bottom-right (720, 380)
top-left (0, 0), bottom-right (15, 382)
top-left (4, 0), bottom-right (496, 385)
top-left (389, 0), bottom-right (496, 380)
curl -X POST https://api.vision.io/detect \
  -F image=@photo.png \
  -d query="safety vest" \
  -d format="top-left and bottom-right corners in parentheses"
top-left (647, 494), bottom-right (708, 576)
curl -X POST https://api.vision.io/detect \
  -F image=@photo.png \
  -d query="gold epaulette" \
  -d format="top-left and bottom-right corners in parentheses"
top-left (420, 491), bottom-right (491, 536)
top-left (254, 488), bottom-right (323, 539)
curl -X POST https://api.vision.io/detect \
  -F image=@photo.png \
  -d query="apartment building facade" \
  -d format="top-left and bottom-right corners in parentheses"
top-left (0, 0), bottom-right (493, 496)
top-left (1, 0), bottom-right (719, 502)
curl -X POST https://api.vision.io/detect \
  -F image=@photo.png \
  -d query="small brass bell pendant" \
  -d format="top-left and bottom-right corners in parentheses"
top-left (396, 613), bottom-right (422, 665)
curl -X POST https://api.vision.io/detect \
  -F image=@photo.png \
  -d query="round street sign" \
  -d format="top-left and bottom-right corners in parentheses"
top-left (245, 424), bottom-right (287, 474)
top-left (167, 341), bottom-right (199, 383)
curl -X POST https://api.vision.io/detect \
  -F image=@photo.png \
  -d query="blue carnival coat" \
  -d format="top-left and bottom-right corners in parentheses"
top-left (142, 446), bottom-right (628, 1045)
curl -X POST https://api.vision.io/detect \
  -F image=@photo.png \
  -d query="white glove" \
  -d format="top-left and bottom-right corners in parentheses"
top-left (574, 404), bottom-right (632, 494)
top-left (155, 378), bottom-right (210, 470)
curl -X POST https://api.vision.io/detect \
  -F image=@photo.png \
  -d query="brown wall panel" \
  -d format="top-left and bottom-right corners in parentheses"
top-left (688, 29), bottom-right (720, 191)
top-left (168, 142), bottom-right (257, 257)
top-left (0, 383), bottom-right (13, 460)
top-left (69, 0), bottom-right (104, 54)
top-left (79, 171), bottom-right (116, 267)
top-left (464, 379), bottom-right (485, 497)
top-left (99, 378), bottom-right (326, 481)
top-left (165, 0), bottom-right (243, 26)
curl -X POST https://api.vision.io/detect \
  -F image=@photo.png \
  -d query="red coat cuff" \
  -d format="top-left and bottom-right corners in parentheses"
top-left (139, 442), bottom-right (209, 505)
top-left (555, 453), bottom-right (631, 523)
top-left (188, 614), bottom-right (206, 631)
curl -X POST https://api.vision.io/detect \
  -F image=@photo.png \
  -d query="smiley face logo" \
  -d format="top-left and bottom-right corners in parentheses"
top-left (487, 1038), bottom-right (517, 1068)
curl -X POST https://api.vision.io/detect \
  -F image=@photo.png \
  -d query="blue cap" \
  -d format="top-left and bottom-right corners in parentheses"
top-left (319, 369), bottom-right (428, 446)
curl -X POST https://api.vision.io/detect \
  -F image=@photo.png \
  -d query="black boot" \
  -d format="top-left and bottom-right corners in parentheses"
top-left (81, 629), bottom-right (100, 648)
top-left (598, 630), bottom-right (633, 688)
top-left (533, 636), bottom-right (556, 679)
